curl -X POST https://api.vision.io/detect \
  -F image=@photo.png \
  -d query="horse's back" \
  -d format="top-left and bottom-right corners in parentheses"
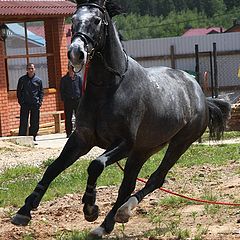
top-left (128, 58), bottom-right (203, 99)
top-left (127, 60), bottom-right (206, 114)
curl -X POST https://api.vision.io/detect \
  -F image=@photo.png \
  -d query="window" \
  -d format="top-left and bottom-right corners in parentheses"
top-left (5, 21), bottom-right (49, 90)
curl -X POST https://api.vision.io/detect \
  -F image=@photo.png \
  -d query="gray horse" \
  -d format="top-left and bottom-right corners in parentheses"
top-left (12, 0), bottom-right (231, 238)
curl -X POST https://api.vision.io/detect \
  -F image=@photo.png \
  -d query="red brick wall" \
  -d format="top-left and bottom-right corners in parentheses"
top-left (0, 17), bottom-right (69, 136)
top-left (8, 90), bottom-right (59, 134)
top-left (0, 42), bottom-right (10, 136)
top-left (45, 18), bottom-right (68, 110)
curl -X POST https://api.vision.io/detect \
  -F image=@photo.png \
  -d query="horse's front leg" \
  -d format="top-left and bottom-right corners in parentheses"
top-left (11, 131), bottom-right (92, 226)
top-left (82, 141), bottom-right (129, 223)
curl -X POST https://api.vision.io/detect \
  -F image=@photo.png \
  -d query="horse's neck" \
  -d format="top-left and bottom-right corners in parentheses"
top-left (89, 22), bottom-right (126, 84)
top-left (104, 23), bottom-right (126, 72)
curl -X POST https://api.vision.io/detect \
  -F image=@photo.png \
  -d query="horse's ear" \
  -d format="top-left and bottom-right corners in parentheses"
top-left (74, 0), bottom-right (124, 17)
top-left (75, 0), bottom-right (106, 7)
top-left (77, 0), bottom-right (105, 5)
top-left (75, 0), bottom-right (88, 5)
top-left (105, 1), bottom-right (123, 18)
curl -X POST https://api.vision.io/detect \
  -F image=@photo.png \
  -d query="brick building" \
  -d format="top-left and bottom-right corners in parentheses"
top-left (0, 0), bottom-right (76, 136)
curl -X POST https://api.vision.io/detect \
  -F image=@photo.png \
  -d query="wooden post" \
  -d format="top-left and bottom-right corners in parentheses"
top-left (53, 113), bottom-right (61, 133)
top-left (209, 51), bottom-right (214, 98)
top-left (170, 45), bottom-right (175, 69)
top-left (213, 42), bottom-right (218, 98)
top-left (195, 44), bottom-right (202, 143)
top-left (195, 44), bottom-right (200, 85)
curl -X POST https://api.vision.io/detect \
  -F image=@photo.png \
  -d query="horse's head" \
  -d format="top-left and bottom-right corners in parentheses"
top-left (68, 0), bottom-right (122, 72)
top-left (68, 0), bottom-right (108, 72)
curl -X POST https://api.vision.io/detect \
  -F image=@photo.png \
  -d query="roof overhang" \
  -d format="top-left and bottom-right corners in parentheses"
top-left (0, 0), bottom-right (76, 20)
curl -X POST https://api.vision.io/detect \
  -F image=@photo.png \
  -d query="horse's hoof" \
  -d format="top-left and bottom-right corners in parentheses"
top-left (83, 204), bottom-right (99, 222)
top-left (11, 213), bottom-right (31, 226)
top-left (114, 210), bottom-right (130, 223)
top-left (115, 196), bottom-right (138, 223)
top-left (89, 226), bottom-right (107, 239)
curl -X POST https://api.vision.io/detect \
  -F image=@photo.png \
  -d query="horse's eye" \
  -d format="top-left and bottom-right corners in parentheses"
top-left (94, 18), bottom-right (101, 25)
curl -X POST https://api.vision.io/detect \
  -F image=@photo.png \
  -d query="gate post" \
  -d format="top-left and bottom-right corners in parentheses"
top-left (195, 44), bottom-right (200, 85)
top-left (170, 45), bottom-right (175, 69)
top-left (213, 42), bottom-right (218, 98)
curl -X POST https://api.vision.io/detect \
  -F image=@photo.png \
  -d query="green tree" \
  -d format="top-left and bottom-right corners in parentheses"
top-left (203, 0), bottom-right (226, 17)
top-left (156, 0), bottom-right (175, 17)
top-left (224, 0), bottom-right (240, 10)
top-left (173, 0), bottom-right (188, 11)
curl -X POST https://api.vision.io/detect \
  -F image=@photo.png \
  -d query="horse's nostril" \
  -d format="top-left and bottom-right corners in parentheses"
top-left (79, 50), bottom-right (84, 60)
top-left (68, 46), bottom-right (85, 63)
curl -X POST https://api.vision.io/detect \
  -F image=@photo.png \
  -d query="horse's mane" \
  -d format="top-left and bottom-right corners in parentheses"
top-left (75, 0), bottom-right (123, 18)
top-left (105, 1), bottom-right (123, 17)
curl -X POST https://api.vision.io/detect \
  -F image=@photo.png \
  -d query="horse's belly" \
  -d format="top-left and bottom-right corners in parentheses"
top-left (135, 116), bottom-right (186, 147)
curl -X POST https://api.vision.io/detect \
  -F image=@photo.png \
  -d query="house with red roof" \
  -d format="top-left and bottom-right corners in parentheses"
top-left (182, 19), bottom-right (240, 36)
top-left (225, 19), bottom-right (240, 33)
top-left (0, 0), bottom-right (76, 136)
top-left (182, 27), bottom-right (224, 36)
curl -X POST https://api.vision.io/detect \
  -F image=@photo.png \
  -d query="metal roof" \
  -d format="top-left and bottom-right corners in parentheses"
top-left (27, 24), bottom-right (72, 45)
top-left (7, 23), bottom-right (45, 46)
top-left (182, 27), bottom-right (224, 36)
top-left (0, 0), bottom-right (76, 17)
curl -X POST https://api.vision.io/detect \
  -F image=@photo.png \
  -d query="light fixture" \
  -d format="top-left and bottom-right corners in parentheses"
top-left (0, 24), bottom-right (9, 41)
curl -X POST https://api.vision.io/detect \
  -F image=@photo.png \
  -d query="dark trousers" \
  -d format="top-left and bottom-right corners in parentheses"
top-left (64, 99), bottom-right (80, 136)
top-left (18, 104), bottom-right (40, 138)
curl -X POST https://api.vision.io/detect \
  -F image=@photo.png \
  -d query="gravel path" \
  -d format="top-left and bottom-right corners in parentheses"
top-left (0, 140), bottom-right (104, 172)
top-left (0, 135), bottom-right (239, 172)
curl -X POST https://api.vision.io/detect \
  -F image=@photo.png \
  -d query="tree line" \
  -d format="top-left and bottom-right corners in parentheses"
top-left (67, 0), bottom-right (240, 40)
top-left (115, 0), bottom-right (240, 18)
top-left (112, 0), bottom-right (240, 40)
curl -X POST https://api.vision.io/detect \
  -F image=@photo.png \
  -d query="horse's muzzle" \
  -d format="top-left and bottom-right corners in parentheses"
top-left (68, 45), bottom-right (85, 63)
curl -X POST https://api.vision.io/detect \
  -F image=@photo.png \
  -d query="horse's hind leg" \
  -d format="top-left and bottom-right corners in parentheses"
top-left (82, 141), bottom-right (130, 223)
top-left (115, 133), bottom-right (201, 223)
top-left (11, 131), bottom-right (92, 226)
top-left (90, 151), bottom-right (149, 238)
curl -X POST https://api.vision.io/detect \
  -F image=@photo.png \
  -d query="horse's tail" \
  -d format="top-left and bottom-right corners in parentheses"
top-left (206, 98), bottom-right (231, 140)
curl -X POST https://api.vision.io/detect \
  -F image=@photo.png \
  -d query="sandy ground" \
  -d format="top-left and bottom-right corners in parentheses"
top-left (0, 139), bottom-right (240, 239)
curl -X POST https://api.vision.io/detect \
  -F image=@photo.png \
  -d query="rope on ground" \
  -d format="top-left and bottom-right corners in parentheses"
top-left (116, 162), bottom-right (240, 207)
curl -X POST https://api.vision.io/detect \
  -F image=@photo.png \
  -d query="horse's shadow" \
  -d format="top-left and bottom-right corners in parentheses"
top-left (82, 226), bottom-right (167, 240)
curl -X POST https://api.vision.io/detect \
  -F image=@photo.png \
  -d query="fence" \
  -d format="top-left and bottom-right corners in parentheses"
top-left (124, 32), bottom-right (240, 102)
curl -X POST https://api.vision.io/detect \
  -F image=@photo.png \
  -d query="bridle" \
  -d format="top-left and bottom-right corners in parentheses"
top-left (70, 2), bottom-right (129, 94)
top-left (71, 3), bottom-right (108, 52)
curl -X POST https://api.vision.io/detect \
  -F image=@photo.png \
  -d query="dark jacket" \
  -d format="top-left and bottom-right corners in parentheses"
top-left (60, 73), bottom-right (82, 101)
top-left (17, 74), bottom-right (44, 106)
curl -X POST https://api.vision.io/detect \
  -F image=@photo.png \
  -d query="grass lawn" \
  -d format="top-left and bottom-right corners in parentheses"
top-left (0, 142), bottom-right (239, 208)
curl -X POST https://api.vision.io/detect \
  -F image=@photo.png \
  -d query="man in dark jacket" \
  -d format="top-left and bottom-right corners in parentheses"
top-left (17, 63), bottom-right (44, 141)
top-left (60, 64), bottom-right (82, 137)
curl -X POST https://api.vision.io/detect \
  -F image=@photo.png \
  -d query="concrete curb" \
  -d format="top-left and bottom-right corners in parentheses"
top-left (0, 136), bottom-right (34, 147)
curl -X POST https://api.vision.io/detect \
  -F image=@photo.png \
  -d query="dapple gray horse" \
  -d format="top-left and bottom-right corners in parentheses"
top-left (12, 0), bottom-right (231, 238)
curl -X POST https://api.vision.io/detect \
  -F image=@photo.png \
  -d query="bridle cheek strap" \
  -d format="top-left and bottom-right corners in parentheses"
top-left (82, 62), bottom-right (90, 96)
top-left (82, 48), bottom-right (96, 96)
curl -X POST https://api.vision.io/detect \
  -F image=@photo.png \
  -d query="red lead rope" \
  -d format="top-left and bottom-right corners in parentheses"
top-left (82, 62), bottom-right (90, 96)
top-left (116, 162), bottom-right (240, 207)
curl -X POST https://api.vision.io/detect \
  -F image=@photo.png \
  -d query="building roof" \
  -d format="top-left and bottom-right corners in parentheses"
top-left (225, 23), bottom-right (240, 33)
top-left (182, 27), bottom-right (224, 36)
top-left (0, 0), bottom-right (76, 17)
